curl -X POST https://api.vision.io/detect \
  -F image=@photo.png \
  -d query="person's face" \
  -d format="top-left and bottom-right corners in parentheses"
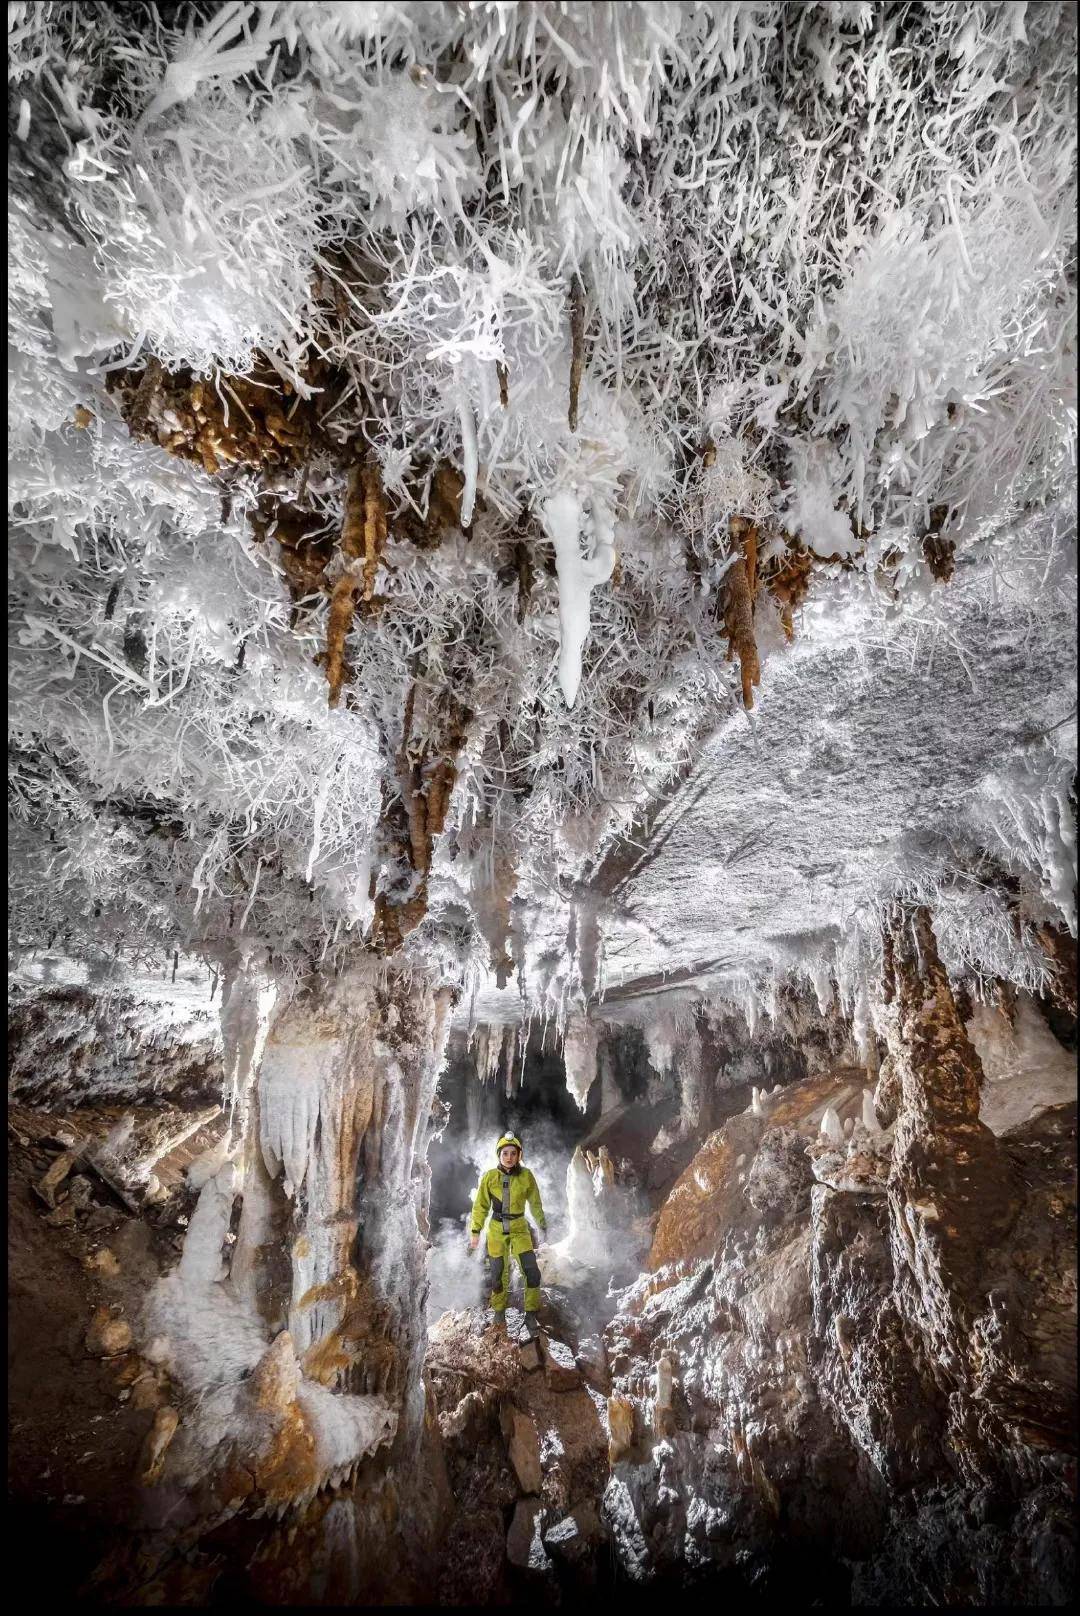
top-left (499, 1146), bottom-right (520, 1169)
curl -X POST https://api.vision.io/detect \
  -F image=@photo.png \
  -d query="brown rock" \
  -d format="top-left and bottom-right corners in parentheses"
top-left (576, 1333), bottom-right (610, 1390)
top-left (649, 1068), bottom-right (866, 1268)
top-left (518, 1338), bottom-right (541, 1372)
top-left (243, 1331), bottom-right (319, 1505)
top-left (506, 1497), bottom-right (551, 1571)
top-left (250, 1329), bottom-right (301, 1414)
top-left (85, 1246), bottom-right (121, 1278)
top-left (507, 1409), bottom-right (542, 1494)
top-left (114, 1354), bottom-right (145, 1387)
top-left (86, 1306), bottom-right (133, 1357)
top-left (544, 1499), bottom-right (602, 1564)
top-left (607, 1395), bottom-right (635, 1464)
top-left (139, 1405), bottom-right (180, 1486)
top-left (539, 1334), bottom-right (582, 1391)
top-left (35, 1146), bottom-right (84, 1209)
top-left (132, 1372), bottom-right (165, 1411)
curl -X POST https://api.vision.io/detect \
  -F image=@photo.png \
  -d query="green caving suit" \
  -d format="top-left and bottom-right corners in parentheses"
top-left (469, 1163), bottom-right (547, 1314)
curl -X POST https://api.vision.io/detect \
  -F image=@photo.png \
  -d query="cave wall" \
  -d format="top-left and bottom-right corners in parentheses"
top-left (598, 911), bottom-right (1077, 1605)
top-left (8, 975), bottom-right (223, 1108)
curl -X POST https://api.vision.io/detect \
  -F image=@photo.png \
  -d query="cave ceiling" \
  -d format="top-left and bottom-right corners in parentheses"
top-left (6, 0), bottom-right (1077, 1035)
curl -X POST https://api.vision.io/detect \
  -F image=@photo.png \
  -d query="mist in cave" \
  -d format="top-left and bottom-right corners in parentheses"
top-left (7, 0), bottom-right (1078, 1607)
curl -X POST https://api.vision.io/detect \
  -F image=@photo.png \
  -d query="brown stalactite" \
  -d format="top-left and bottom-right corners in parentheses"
top-left (127, 355), bottom-right (165, 441)
top-left (761, 541), bottom-right (814, 641)
top-left (743, 520), bottom-right (758, 601)
top-left (340, 464), bottom-right (365, 561)
top-left (514, 537), bottom-right (534, 624)
top-left (922, 503), bottom-right (956, 583)
top-left (723, 516), bottom-right (761, 710)
top-left (360, 463), bottom-right (388, 602)
top-left (370, 687), bottom-right (472, 951)
top-left (568, 273), bottom-right (585, 432)
top-left (325, 572), bottom-right (360, 709)
top-left (399, 682), bottom-right (429, 878)
top-left (473, 842), bottom-right (518, 985)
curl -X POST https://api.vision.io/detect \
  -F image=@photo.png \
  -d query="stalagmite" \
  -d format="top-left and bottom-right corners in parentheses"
top-left (819, 1105), bottom-right (844, 1146)
top-left (653, 1350), bottom-right (675, 1438)
top-left (861, 1087), bottom-right (878, 1135)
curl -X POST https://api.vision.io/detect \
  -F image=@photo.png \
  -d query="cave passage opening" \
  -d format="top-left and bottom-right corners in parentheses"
top-left (425, 1027), bottom-right (604, 1326)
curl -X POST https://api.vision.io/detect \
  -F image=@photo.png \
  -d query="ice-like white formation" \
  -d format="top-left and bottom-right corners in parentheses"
top-left (7, 3), bottom-right (1075, 1029)
top-left (967, 994), bottom-right (1078, 1135)
top-left (542, 488), bottom-right (617, 709)
top-left (563, 1013), bottom-right (600, 1111)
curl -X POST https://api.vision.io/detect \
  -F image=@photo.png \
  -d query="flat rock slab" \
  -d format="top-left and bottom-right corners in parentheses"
top-left (539, 1334), bottom-right (582, 1392)
top-left (507, 1409), bottom-right (542, 1494)
top-left (518, 1339), bottom-right (541, 1372)
top-left (543, 1499), bottom-right (602, 1564)
top-left (506, 1497), bottom-right (552, 1572)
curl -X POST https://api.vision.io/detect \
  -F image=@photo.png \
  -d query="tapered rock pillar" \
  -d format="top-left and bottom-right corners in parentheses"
top-left (880, 905), bottom-right (1020, 1391)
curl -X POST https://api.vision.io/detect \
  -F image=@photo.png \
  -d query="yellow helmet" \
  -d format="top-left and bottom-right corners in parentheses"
top-left (495, 1133), bottom-right (523, 1158)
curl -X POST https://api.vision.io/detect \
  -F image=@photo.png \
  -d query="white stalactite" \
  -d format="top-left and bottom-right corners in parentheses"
top-left (542, 487), bottom-right (616, 710)
top-left (564, 1012), bottom-right (600, 1111)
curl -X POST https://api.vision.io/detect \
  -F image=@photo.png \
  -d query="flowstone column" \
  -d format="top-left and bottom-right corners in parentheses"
top-left (145, 955), bottom-right (453, 1561)
top-left (254, 965), bottom-right (454, 1423)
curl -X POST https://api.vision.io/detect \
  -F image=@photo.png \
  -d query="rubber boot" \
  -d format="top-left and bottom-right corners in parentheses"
top-left (523, 1312), bottom-right (540, 1340)
top-left (490, 1311), bottom-right (508, 1339)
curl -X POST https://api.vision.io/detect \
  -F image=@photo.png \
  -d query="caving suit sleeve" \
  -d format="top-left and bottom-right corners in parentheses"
top-left (525, 1170), bottom-right (547, 1231)
top-left (469, 1172), bottom-right (491, 1236)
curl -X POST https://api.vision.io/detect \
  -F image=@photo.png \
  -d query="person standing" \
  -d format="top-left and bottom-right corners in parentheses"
top-left (468, 1133), bottom-right (547, 1338)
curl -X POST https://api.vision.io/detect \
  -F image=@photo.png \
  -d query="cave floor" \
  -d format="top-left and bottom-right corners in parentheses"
top-left (7, 1131), bottom-right (169, 1601)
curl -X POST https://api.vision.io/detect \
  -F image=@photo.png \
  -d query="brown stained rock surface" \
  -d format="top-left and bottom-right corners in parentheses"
top-left (648, 1067), bottom-right (866, 1268)
top-left (599, 971), bottom-right (1076, 1607)
top-left (13, 1101), bottom-right (226, 1209)
top-left (85, 1306), bottom-right (133, 1358)
top-left (575, 1333), bottom-right (610, 1391)
top-left (518, 1338), bottom-right (541, 1373)
top-left (543, 1498), bottom-right (602, 1563)
top-left (607, 1395), bottom-right (635, 1464)
top-left (138, 1406), bottom-right (180, 1486)
top-left (428, 1307), bottom-right (608, 1592)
